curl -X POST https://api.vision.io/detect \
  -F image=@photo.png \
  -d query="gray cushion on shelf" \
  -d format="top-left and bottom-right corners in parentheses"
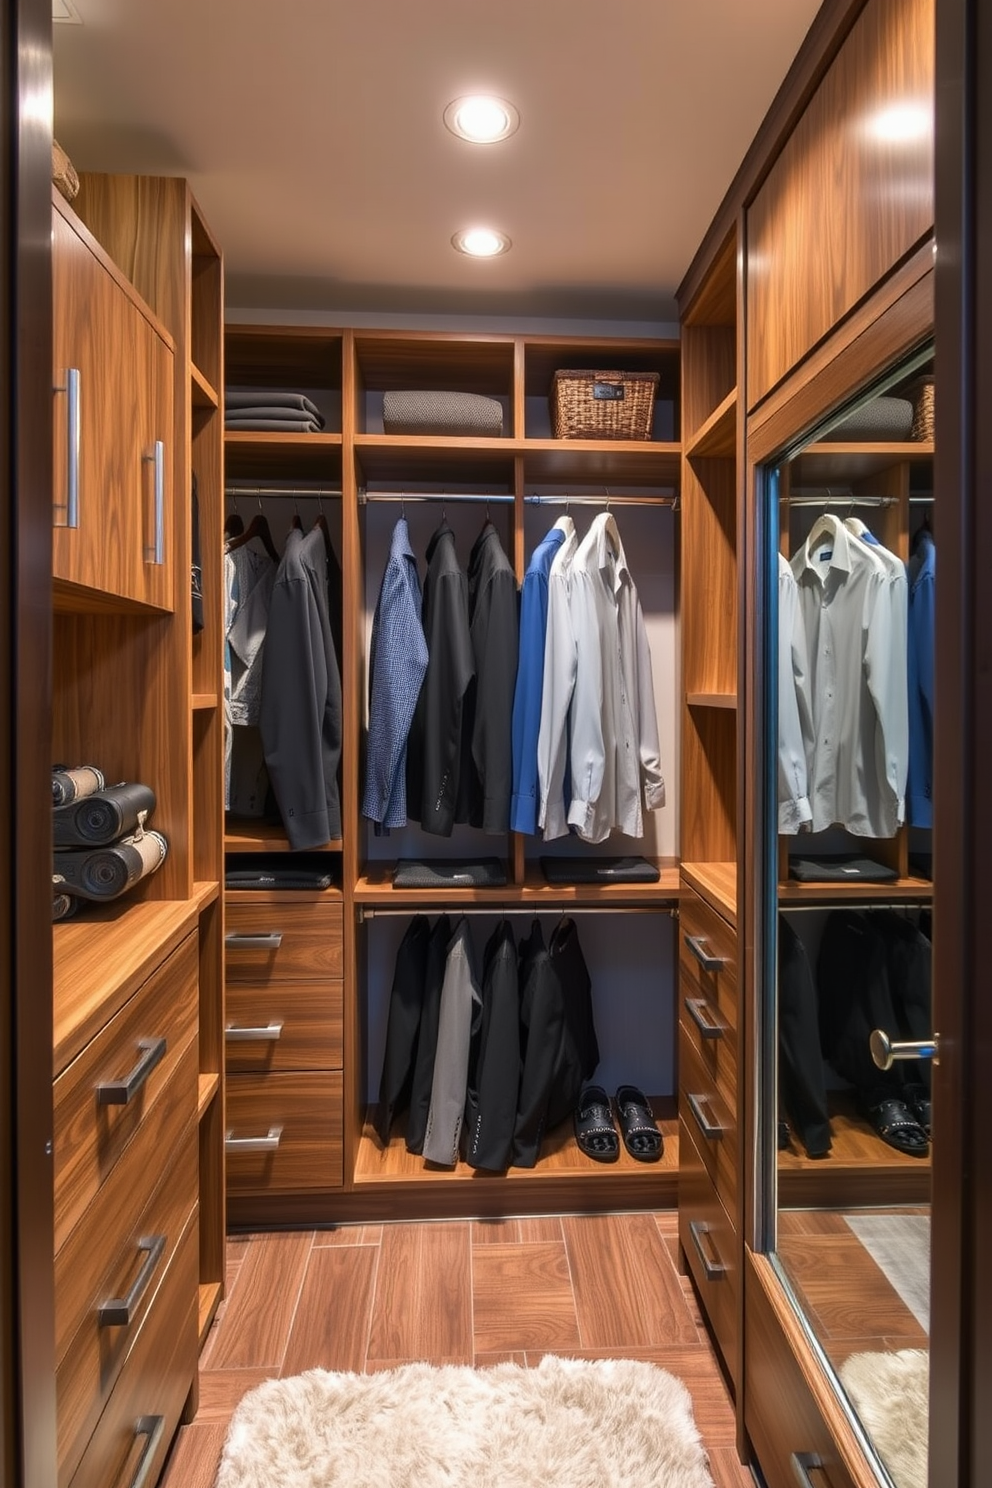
top-left (822, 395), bottom-right (914, 442)
top-left (382, 389), bottom-right (504, 437)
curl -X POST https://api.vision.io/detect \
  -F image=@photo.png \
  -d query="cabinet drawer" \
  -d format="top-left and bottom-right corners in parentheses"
top-left (226, 1071), bottom-right (343, 1193)
top-left (225, 899), bottom-right (343, 982)
top-left (53, 931), bottom-right (198, 1254)
top-left (56, 1127), bottom-right (197, 1485)
top-left (745, 1255), bottom-right (859, 1488)
top-left (66, 1210), bottom-right (198, 1488)
top-left (679, 1029), bottom-right (738, 1214)
top-left (679, 1126), bottom-right (739, 1384)
top-left (225, 980), bottom-right (343, 1072)
top-left (679, 888), bottom-right (738, 1038)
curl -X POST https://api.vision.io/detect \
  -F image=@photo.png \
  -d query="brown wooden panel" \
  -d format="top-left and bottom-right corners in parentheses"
top-left (747, 0), bottom-right (935, 407)
top-left (366, 1222), bottom-right (472, 1362)
top-left (471, 1240), bottom-right (580, 1354)
top-left (224, 898), bottom-right (343, 982)
top-left (562, 1212), bottom-right (701, 1350)
top-left (681, 456), bottom-right (737, 697)
top-left (224, 979), bottom-right (342, 1073)
top-left (202, 1230), bottom-right (313, 1371)
top-left (65, 1212), bottom-right (198, 1488)
top-left (56, 1134), bottom-right (197, 1482)
top-left (281, 1244), bottom-right (378, 1376)
top-left (678, 1135), bottom-right (740, 1381)
top-left (679, 1035), bottom-right (738, 1215)
top-left (681, 705), bottom-right (737, 865)
top-left (744, 1255), bottom-right (861, 1488)
top-left (682, 326), bottom-right (736, 445)
top-left (224, 1071), bottom-right (343, 1194)
top-left (53, 932), bottom-right (198, 1253)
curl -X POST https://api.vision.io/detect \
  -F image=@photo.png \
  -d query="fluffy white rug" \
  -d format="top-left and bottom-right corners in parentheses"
top-left (213, 1355), bottom-right (715, 1488)
top-left (838, 1348), bottom-right (928, 1488)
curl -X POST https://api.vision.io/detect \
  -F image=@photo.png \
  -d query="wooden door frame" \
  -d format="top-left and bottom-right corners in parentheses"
top-left (3, 0), bottom-right (57, 1484)
top-left (932, 0), bottom-right (992, 1481)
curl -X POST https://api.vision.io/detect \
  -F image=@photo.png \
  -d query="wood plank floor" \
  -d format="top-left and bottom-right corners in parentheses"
top-left (161, 1211), bottom-right (753, 1488)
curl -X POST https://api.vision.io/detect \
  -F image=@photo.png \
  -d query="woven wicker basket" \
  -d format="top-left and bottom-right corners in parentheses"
top-left (909, 378), bottom-right (935, 442)
top-left (551, 369), bottom-right (659, 440)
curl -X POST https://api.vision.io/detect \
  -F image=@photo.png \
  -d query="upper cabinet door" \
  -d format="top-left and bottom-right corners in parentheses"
top-left (52, 201), bottom-right (174, 613)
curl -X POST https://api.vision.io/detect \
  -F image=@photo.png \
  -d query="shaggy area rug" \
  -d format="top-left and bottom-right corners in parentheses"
top-left (212, 1355), bottom-right (715, 1488)
top-left (838, 1348), bottom-right (928, 1488)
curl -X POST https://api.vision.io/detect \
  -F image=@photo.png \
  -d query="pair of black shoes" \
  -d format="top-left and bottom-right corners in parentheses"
top-left (574, 1084), bottom-right (664, 1164)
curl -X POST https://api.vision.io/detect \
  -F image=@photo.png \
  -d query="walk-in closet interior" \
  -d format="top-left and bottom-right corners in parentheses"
top-left (7, 0), bottom-right (992, 1483)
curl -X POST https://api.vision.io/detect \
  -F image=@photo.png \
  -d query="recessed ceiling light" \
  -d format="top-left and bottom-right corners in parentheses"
top-left (443, 95), bottom-right (520, 144)
top-left (451, 227), bottom-right (512, 258)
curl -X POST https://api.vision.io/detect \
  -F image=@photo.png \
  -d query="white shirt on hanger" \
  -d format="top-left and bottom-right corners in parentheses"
top-left (791, 514), bottom-right (908, 837)
top-left (778, 552), bottom-right (814, 833)
top-left (565, 512), bottom-right (665, 843)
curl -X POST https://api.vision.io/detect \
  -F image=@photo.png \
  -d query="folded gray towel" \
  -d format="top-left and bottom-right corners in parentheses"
top-left (225, 417), bottom-right (324, 433)
top-left (226, 387), bottom-right (324, 420)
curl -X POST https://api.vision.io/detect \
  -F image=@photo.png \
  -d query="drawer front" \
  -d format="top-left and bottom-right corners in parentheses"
top-left (225, 899), bottom-right (343, 982)
top-left (679, 1029), bottom-right (738, 1214)
top-left (67, 1210), bottom-right (198, 1488)
top-left (679, 1126), bottom-right (739, 1383)
top-left (225, 979), bottom-right (343, 1073)
top-left (226, 1071), bottom-right (343, 1193)
top-left (679, 888), bottom-right (738, 1045)
top-left (745, 1256), bottom-right (859, 1488)
top-left (53, 931), bottom-right (198, 1254)
top-left (57, 1128), bottom-right (197, 1484)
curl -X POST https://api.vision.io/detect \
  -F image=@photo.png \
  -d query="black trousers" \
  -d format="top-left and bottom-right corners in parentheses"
top-left (778, 915), bottom-right (832, 1157)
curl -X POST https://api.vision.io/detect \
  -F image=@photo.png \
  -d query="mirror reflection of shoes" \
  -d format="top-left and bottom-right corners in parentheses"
top-left (902, 1081), bottom-right (932, 1137)
top-left (861, 1095), bottom-right (929, 1157)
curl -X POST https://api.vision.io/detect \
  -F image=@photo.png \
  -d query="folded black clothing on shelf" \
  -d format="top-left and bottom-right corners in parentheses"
top-left (54, 829), bottom-right (168, 900)
top-left (392, 858), bottom-right (508, 889)
top-left (224, 405), bottom-right (325, 427)
top-left (224, 417), bottom-right (324, 433)
top-left (225, 867), bottom-right (336, 891)
top-left (540, 855), bottom-right (660, 885)
top-left (52, 763), bottom-right (105, 806)
top-left (225, 387), bottom-right (324, 420)
top-left (789, 854), bottom-right (898, 883)
top-left (53, 781), bottom-right (156, 848)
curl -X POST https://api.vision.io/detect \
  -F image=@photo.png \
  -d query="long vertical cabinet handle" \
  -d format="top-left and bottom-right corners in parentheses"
top-left (143, 439), bottom-right (165, 564)
top-left (54, 367), bottom-right (81, 528)
top-left (129, 1416), bottom-right (165, 1488)
top-left (790, 1452), bottom-right (826, 1487)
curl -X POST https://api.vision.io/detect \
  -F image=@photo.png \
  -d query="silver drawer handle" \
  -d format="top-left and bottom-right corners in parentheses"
top-left (687, 1090), bottom-right (723, 1140)
top-left (225, 932), bottom-right (283, 949)
top-left (131, 1415), bottom-right (165, 1488)
top-left (97, 1036), bottom-right (167, 1105)
top-left (685, 934), bottom-right (726, 972)
top-left (226, 1126), bottom-right (283, 1153)
top-left (791, 1452), bottom-right (825, 1488)
top-left (688, 1218), bottom-right (726, 1281)
top-left (143, 439), bottom-right (165, 564)
top-left (684, 997), bottom-right (724, 1040)
top-left (54, 367), bottom-right (80, 528)
top-left (225, 1022), bottom-right (284, 1042)
top-left (98, 1234), bottom-right (166, 1326)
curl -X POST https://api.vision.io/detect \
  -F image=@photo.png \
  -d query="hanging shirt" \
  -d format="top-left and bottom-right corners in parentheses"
top-left (362, 518), bottom-right (428, 830)
top-left (778, 553), bottom-right (814, 834)
top-left (906, 530), bottom-right (935, 827)
top-left (510, 522), bottom-right (568, 835)
top-left (791, 515), bottom-right (908, 837)
top-left (422, 918), bottom-right (482, 1167)
top-left (460, 521), bottom-right (519, 833)
top-left (537, 518), bottom-right (578, 840)
top-left (566, 512), bottom-right (665, 843)
top-left (223, 539), bottom-right (275, 809)
top-left (259, 526), bottom-right (343, 848)
top-left (405, 521), bottom-right (475, 836)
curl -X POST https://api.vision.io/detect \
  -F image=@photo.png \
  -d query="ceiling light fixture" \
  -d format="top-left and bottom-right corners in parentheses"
top-left (451, 227), bottom-right (512, 258)
top-left (443, 95), bottom-right (520, 144)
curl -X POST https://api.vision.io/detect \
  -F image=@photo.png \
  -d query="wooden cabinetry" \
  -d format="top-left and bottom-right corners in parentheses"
top-left (50, 172), bottom-right (225, 1479)
top-left (223, 325), bottom-right (682, 1223)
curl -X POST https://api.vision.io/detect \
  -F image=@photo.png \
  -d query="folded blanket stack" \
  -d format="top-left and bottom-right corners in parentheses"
top-left (225, 387), bottom-right (326, 433)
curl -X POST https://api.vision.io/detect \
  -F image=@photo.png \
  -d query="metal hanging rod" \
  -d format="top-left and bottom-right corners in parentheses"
top-left (778, 899), bottom-right (929, 914)
top-left (526, 493), bottom-right (677, 508)
top-left (356, 902), bottom-right (676, 922)
top-left (357, 491), bottom-right (677, 508)
top-left (226, 485), bottom-right (342, 499)
top-left (786, 492), bottom-right (935, 508)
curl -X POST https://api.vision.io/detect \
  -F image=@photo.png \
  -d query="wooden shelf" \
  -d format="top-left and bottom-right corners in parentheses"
top-left (190, 361), bottom-right (219, 410)
top-left (680, 862), bottom-right (737, 927)
top-left (192, 692), bottom-right (218, 710)
top-left (224, 431), bottom-right (343, 482)
top-left (790, 440), bottom-right (933, 485)
top-left (686, 388), bottom-right (736, 458)
top-left (686, 691), bottom-right (737, 710)
top-left (197, 1280), bottom-right (223, 1347)
top-left (520, 439), bottom-right (681, 488)
top-left (778, 875), bottom-right (932, 904)
top-left (53, 899), bottom-right (200, 1076)
top-left (778, 1092), bottom-right (931, 1208)
top-left (225, 819), bottom-right (343, 853)
top-left (354, 861), bottom-right (680, 908)
top-left (191, 880), bottom-right (220, 911)
top-left (197, 1071), bottom-right (220, 1119)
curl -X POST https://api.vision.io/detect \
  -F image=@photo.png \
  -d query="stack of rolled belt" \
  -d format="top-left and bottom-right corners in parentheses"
top-left (51, 765), bottom-right (168, 920)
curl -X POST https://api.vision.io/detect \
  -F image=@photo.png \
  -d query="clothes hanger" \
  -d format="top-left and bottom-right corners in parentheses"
top-left (226, 501), bottom-right (280, 563)
top-left (224, 498), bottom-right (245, 539)
top-left (291, 499), bottom-right (303, 532)
top-left (313, 494), bottom-right (332, 556)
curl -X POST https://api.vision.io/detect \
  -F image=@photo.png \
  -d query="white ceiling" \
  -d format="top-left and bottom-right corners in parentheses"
top-left (52, 0), bottom-right (823, 327)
